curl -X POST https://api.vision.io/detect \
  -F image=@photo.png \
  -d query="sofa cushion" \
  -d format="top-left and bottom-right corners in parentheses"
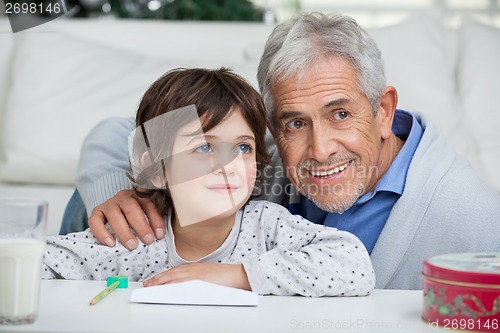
top-left (0, 32), bottom-right (171, 184)
top-left (458, 17), bottom-right (500, 192)
top-left (367, 12), bottom-right (469, 160)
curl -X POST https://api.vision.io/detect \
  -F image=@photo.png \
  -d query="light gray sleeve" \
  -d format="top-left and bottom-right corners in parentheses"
top-left (242, 203), bottom-right (375, 297)
top-left (42, 230), bottom-right (113, 280)
top-left (76, 117), bottom-right (136, 216)
top-left (42, 229), bottom-right (168, 281)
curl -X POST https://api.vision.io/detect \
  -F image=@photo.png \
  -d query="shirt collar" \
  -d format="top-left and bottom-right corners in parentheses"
top-left (356, 110), bottom-right (423, 204)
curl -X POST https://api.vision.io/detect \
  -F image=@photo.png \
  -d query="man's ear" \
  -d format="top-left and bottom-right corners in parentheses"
top-left (141, 151), bottom-right (166, 188)
top-left (377, 86), bottom-right (398, 140)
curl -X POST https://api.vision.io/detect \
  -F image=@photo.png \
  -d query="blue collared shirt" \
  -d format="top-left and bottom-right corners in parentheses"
top-left (294, 110), bottom-right (423, 253)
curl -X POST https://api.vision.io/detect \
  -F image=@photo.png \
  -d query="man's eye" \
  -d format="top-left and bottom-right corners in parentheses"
top-left (236, 143), bottom-right (252, 154)
top-left (333, 111), bottom-right (349, 120)
top-left (195, 144), bottom-right (212, 153)
top-left (285, 120), bottom-right (305, 130)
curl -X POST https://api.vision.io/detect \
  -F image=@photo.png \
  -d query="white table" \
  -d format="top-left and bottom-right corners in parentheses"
top-left (1, 280), bottom-right (437, 333)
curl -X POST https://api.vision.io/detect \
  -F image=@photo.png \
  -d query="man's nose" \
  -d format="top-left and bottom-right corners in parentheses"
top-left (309, 122), bottom-right (338, 162)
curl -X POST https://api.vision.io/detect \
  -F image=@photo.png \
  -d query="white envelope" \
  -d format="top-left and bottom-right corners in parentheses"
top-left (130, 280), bottom-right (259, 306)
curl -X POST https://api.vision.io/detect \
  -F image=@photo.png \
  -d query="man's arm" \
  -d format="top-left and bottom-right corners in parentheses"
top-left (76, 117), bottom-right (135, 215)
top-left (75, 117), bottom-right (164, 249)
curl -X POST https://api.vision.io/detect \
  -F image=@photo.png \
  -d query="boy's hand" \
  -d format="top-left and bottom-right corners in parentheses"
top-left (143, 263), bottom-right (251, 291)
top-left (88, 189), bottom-right (165, 250)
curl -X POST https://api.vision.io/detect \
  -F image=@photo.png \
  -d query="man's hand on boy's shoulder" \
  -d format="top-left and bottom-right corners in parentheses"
top-left (88, 189), bottom-right (165, 250)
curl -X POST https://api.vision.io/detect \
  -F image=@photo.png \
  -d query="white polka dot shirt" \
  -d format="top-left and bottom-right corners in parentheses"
top-left (42, 200), bottom-right (375, 296)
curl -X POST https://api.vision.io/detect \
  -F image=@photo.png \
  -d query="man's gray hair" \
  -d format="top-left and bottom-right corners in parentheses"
top-left (257, 12), bottom-right (386, 124)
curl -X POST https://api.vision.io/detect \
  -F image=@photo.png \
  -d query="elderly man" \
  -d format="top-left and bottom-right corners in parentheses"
top-left (62, 12), bottom-right (500, 289)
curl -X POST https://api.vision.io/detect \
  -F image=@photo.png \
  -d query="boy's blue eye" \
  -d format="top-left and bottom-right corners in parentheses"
top-left (236, 144), bottom-right (252, 154)
top-left (195, 144), bottom-right (212, 153)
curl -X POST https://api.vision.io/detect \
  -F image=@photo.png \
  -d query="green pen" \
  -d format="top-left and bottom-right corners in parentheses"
top-left (90, 275), bottom-right (128, 305)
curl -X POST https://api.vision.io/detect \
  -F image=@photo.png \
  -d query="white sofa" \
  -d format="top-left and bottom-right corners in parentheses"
top-left (1, 11), bottom-right (499, 235)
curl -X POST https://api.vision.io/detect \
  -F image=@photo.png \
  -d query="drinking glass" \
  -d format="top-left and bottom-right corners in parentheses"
top-left (0, 197), bottom-right (47, 325)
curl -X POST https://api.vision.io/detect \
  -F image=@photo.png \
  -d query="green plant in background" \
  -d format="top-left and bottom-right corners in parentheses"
top-left (117, 0), bottom-right (264, 20)
top-left (30, 0), bottom-right (265, 21)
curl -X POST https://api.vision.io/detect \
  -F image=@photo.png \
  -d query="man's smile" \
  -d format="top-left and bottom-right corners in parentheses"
top-left (308, 161), bottom-right (351, 179)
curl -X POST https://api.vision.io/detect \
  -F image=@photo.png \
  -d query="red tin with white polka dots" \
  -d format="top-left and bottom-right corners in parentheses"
top-left (422, 253), bottom-right (500, 332)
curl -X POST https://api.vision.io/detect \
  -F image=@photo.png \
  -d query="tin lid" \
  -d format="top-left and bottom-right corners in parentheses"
top-left (423, 253), bottom-right (500, 285)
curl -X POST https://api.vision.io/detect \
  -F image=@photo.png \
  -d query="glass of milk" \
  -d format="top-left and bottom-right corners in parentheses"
top-left (0, 197), bottom-right (47, 325)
